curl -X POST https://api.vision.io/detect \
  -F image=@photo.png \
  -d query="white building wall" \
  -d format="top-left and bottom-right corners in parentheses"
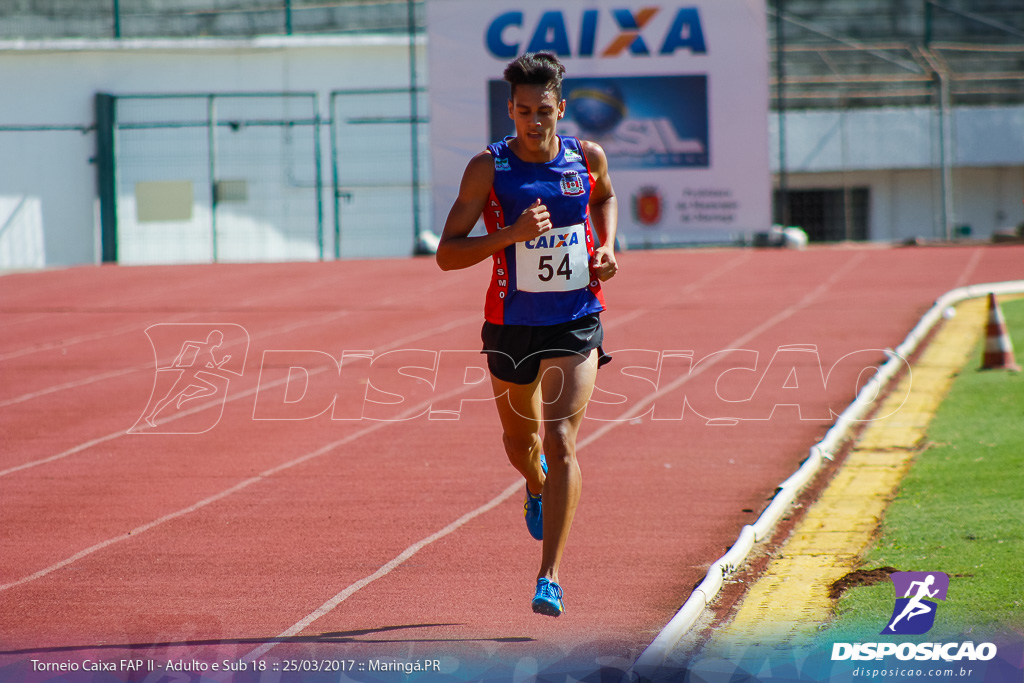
top-left (781, 166), bottom-right (1024, 242)
top-left (771, 105), bottom-right (1024, 242)
top-left (0, 130), bottom-right (96, 267)
top-left (889, 170), bottom-right (941, 241)
top-left (956, 167), bottom-right (1024, 236)
top-left (0, 36), bottom-right (424, 268)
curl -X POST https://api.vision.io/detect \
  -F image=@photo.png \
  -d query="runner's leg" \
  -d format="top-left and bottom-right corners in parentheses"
top-left (537, 349), bottom-right (598, 583)
top-left (490, 375), bottom-right (545, 496)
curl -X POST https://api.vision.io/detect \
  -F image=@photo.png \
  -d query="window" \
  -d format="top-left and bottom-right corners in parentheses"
top-left (774, 188), bottom-right (869, 242)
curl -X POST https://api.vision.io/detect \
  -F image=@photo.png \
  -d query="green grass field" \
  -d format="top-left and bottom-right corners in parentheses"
top-left (821, 297), bottom-right (1024, 643)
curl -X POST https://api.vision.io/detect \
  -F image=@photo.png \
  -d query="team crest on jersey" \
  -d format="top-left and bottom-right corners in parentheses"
top-left (494, 157), bottom-right (511, 172)
top-left (564, 148), bottom-right (583, 163)
top-left (560, 170), bottom-right (585, 196)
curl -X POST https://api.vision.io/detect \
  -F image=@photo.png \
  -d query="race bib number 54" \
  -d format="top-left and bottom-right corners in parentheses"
top-left (515, 223), bottom-right (589, 293)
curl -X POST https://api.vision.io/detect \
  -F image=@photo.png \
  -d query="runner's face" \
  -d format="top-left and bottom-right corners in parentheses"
top-left (508, 85), bottom-right (565, 156)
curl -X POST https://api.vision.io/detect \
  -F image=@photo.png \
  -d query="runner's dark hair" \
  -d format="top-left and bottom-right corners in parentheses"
top-left (504, 52), bottom-right (566, 101)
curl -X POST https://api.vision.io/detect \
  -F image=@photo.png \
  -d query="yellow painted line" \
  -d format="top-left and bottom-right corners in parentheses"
top-left (704, 296), bottom-right (990, 654)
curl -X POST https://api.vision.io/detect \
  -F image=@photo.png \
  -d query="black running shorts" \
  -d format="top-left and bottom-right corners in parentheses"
top-left (481, 313), bottom-right (612, 385)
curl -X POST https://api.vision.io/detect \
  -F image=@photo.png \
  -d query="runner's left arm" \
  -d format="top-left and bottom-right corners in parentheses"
top-left (583, 140), bottom-right (618, 281)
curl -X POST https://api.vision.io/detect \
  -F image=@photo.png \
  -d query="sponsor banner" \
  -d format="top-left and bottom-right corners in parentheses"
top-left (427, 0), bottom-right (772, 246)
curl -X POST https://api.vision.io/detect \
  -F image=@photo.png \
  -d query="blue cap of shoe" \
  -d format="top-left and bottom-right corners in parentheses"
top-left (523, 453), bottom-right (547, 541)
top-left (532, 577), bottom-right (564, 617)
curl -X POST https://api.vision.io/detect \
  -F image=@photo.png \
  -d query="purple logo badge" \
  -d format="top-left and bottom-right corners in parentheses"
top-left (883, 571), bottom-right (949, 635)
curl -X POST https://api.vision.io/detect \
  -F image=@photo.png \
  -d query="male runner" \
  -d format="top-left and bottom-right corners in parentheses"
top-left (887, 574), bottom-right (940, 632)
top-left (435, 52), bottom-right (618, 616)
top-left (144, 330), bottom-right (231, 427)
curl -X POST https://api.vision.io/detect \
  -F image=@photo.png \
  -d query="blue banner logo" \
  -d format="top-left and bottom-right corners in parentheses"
top-left (883, 571), bottom-right (949, 635)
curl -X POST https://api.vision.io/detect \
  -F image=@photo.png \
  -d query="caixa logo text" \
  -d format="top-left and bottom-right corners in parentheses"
top-left (524, 232), bottom-right (579, 250)
top-left (486, 7), bottom-right (707, 59)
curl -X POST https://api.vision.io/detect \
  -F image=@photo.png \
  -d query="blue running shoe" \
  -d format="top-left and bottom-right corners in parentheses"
top-left (532, 577), bottom-right (564, 617)
top-left (524, 454), bottom-right (547, 541)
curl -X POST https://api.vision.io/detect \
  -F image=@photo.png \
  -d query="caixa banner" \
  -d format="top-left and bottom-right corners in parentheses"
top-left (427, 0), bottom-right (771, 247)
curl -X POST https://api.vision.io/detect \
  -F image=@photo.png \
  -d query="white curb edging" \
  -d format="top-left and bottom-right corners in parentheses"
top-left (629, 280), bottom-right (1024, 681)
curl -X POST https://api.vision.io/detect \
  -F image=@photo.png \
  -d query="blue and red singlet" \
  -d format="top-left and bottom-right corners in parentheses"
top-left (482, 135), bottom-right (606, 326)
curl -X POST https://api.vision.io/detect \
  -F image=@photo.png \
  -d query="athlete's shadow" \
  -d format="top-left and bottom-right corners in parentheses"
top-left (0, 624), bottom-right (533, 656)
top-left (318, 623), bottom-right (534, 644)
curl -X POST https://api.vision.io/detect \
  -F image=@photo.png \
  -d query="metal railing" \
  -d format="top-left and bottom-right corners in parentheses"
top-left (104, 92), bottom-right (325, 264)
top-left (0, 0), bottom-right (424, 40)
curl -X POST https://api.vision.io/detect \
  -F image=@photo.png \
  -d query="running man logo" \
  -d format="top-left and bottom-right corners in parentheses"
top-left (485, 7), bottom-right (706, 59)
top-left (883, 571), bottom-right (949, 635)
top-left (130, 324), bottom-right (249, 435)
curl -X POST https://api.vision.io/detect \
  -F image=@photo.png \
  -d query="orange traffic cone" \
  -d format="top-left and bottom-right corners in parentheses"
top-left (981, 293), bottom-right (1021, 371)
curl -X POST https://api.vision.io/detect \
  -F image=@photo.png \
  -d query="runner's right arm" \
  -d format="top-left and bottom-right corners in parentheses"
top-left (436, 152), bottom-right (552, 271)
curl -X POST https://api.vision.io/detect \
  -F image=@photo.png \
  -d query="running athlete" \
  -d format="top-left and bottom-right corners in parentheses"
top-left (435, 52), bottom-right (618, 617)
top-left (887, 574), bottom-right (940, 632)
top-left (144, 330), bottom-right (231, 427)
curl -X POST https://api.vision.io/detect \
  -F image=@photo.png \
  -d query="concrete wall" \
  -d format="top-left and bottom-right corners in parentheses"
top-left (0, 0), bottom-right (418, 39)
top-left (771, 105), bottom-right (1024, 241)
top-left (0, 128), bottom-right (96, 267)
top-left (0, 35), bottom-right (425, 267)
top-left (771, 105), bottom-right (1024, 172)
top-left (781, 167), bottom-right (1024, 242)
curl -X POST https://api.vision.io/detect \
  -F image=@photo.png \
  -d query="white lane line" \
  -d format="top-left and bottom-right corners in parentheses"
top-left (0, 366), bottom-right (145, 410)
top-left (239, 251), bottom-right (865, 660)
top-left (0, 251), bottom-right (762, 602)
top-left (242, 478), bottom-right (525, 663)
top-left (0, 311), bottom-right (55, 328)
top-left (0, 272), bottom-right (440, 405)
top-left (0, 311), bottom-right (325, 407)
top-left (0, 270), bottom-right (466, 407)
top-left (0, 250), bottom-right (747, 470)
top-left (0, 315), bottom-right (193, 363)
top-left (0, 310), bottom-right (351, 477)
top-left (0, 313), bottom-right (479, 479)
top-left (1, 250), bottom-right (745, 409)
top-left (0, 431), bottom-right (126, 480)
top-left (593, 252), bottom-right (753, 331)
top-left (586, 251), bottom-right (868, 439)
top-left (0, 380), bottom-right (467, 594)
top-left (0, 251), bottom-right (756, 590)
top-left (0, 311), bottom-right (485, 581)
top-left (0, 273), bottom-right (342, 362)
top-left (952, 247), bottom-right (984, 290)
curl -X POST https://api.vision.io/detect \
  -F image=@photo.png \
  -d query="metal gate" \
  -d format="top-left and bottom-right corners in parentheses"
top-left (100, 92), bottom-right (323, 264)
top-left (330, 87), bottom-right (429, 259)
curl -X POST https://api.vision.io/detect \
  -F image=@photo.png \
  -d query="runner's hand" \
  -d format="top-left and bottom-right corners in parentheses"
top-left (509, 199), bottom-right (552, 242)
top-left (591, 246), bottom-right (618, 281)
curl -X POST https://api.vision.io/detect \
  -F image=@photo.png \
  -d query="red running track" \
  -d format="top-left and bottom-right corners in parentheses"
top-left (1, 245), bottom-right (1022, 681)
